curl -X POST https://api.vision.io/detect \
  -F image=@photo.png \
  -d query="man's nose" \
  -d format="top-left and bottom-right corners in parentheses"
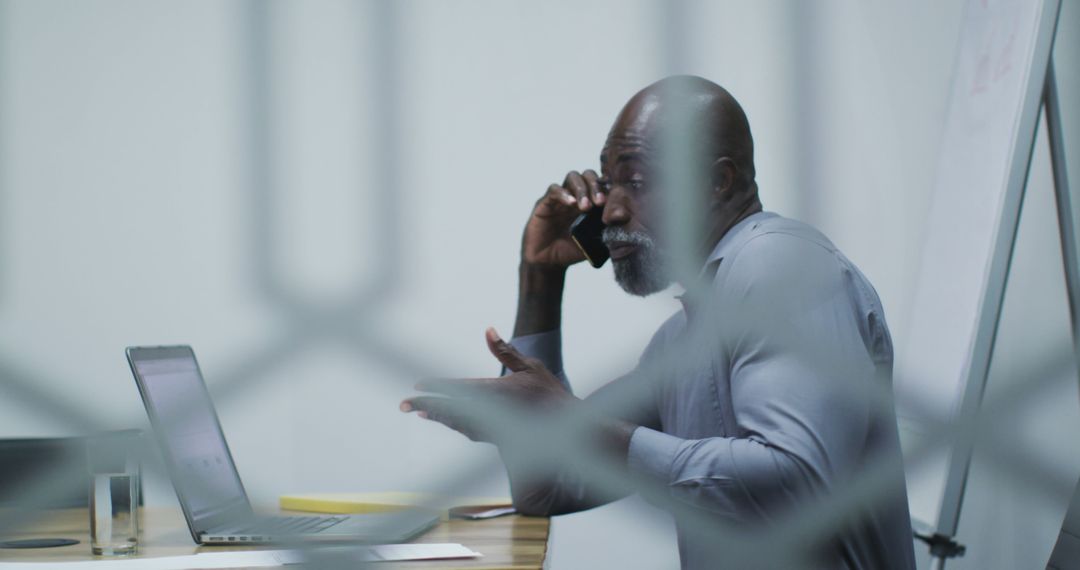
top-left (601, 187), bottom-right (631, 226)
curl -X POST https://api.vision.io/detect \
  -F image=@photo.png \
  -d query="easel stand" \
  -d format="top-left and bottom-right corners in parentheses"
top-left (922, 48), bottom-right (1079, 570)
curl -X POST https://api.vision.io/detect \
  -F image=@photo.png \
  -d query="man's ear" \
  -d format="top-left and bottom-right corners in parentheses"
top-left (710, 157), bottom-right (738, 199)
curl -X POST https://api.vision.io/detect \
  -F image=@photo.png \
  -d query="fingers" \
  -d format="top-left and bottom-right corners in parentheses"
top-left (401, 395), bottom-right (456, 417)
top-left (563, 171), bottom-right (592, 211)
top-left (485, 327), bottom-right (529, 372)
top-left (582, 169), bottom-right (605, 206)
top-left (564, 173), bottom-right (585, 207)
top-left (411, 328), bottom-right (530, 397)
top-left (414, 376), bottom-right (502, 396)
top-left (537, 170), bottom-right (603, 217)
top-left (401, 396), bottom-right (484, 441)
top-left (544, 183), bottom-right (577, 209)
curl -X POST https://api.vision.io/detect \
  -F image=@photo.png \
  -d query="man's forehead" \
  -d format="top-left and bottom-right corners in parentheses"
top-left (601, 134), bottom-right (653, 165)
top-left (602, 92), bottom-right (664, 165)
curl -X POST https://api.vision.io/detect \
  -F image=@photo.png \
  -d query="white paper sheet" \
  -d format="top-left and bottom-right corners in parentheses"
top-left (0, 543), bottom-right (481, 568)
top-left (0, 551), bottom-right (282, 570)
top-left (279, 543), bottom-right (482, 563)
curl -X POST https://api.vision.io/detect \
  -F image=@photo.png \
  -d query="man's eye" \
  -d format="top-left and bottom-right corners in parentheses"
top-left (628, 180), bottom-right (645, 191)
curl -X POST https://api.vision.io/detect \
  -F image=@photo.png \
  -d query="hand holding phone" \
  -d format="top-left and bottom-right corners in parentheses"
top-left (570, 208), bottom-right (608, 268)
top-left (521, 170), bottom-right (607, 269)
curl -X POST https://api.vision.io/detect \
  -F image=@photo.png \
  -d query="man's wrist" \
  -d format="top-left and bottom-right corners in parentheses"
top-left (519, 262), bottom-right (567, 290)
top-left (514, 262), bottom-right (567, 337)
top-left (597, 418), bottom-right (636, 465)
top-left (560, 398), bottom-right (635, 464)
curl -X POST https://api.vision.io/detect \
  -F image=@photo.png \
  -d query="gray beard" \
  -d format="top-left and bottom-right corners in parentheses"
top-left (602, 226), bottom-right (672, 297)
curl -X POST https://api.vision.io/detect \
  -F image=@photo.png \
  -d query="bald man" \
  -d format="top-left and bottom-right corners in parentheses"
top-left (402, 76), bottom-right (915, 569)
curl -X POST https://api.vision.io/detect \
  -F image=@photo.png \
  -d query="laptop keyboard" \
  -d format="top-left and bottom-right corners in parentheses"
top-left (235, 515), bottom-right (347, 535)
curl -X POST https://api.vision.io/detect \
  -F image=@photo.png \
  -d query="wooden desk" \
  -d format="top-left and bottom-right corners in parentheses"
top-left (0, 507), bottom-right (549, 569)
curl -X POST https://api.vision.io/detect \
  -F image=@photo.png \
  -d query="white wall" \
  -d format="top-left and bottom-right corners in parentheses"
top-left (0, 1), bottom-right (1077, 568)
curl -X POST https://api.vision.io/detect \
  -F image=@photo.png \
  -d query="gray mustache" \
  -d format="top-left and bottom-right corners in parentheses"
top-left (601, 227), bottom-right (655, 248)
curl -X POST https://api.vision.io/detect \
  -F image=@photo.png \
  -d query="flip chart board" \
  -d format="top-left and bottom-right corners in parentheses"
top-left (893, 0), bottom-right (1060, 530)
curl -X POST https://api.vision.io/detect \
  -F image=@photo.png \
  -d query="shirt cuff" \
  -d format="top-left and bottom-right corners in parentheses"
top-left (627, 427), bottom-right (681, 485)
top-left (505, 330), bottom-right (570, 393)
top-left (507, 330), bottom-right (563, 375)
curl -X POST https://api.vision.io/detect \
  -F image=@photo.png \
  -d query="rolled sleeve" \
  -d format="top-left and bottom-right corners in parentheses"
top-left (628, 427), bottom-right (810, 521)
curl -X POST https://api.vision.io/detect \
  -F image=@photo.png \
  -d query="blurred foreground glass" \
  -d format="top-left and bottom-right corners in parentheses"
top-left (87, 430), bottom-right (141, 556)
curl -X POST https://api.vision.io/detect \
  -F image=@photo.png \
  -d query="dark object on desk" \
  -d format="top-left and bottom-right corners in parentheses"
top-left (0, 436), bottom-right (144, 510)
top-left (0, 437), bottom-right (89, 509)
top-left (0, 538), bottom-right (80, 549)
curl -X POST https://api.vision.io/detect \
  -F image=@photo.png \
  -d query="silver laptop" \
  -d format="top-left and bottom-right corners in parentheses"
top-left (126, 345), bottom-right (438, 545)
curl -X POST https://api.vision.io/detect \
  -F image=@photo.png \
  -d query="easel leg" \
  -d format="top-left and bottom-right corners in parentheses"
top-left (1046, 56), bottom-right (1080, 365)
top-left (1043, 53), bottom-right (1080, 570)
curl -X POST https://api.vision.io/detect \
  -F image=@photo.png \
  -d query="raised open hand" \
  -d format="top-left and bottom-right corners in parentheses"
top-left (400, 328), bottom-right (575, 442)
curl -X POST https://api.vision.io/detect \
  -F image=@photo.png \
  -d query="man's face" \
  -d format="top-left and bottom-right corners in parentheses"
top-left (598, 135), bottom-right (673, 297)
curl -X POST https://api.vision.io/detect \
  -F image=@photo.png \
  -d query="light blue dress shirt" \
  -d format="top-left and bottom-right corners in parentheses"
top-left (507, 212), bottom-right (916, 569)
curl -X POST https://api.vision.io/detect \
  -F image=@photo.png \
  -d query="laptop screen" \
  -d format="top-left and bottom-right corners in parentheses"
top-left (129, 346), bottom-right (252, 532)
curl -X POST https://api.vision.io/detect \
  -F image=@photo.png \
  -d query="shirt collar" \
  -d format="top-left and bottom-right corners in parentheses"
top-left (677, 210), bottom-right (776, 322)
top-left (700, 210), bottom-right (776, 278)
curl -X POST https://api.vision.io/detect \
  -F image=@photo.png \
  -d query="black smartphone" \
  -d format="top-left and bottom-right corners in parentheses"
top-left (570, 208), bottom-right (609, 268)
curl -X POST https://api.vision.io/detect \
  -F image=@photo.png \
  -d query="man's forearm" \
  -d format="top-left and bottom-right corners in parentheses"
top-left (513, 263), bottom-right (567, 337)
top-left (596, 416), bottom-right (636, 465)
top-left (505, 406), bottom-right (637, 517)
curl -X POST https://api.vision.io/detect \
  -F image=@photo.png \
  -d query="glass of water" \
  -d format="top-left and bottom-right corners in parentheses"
top-left (87, 431), bottom-right (141, 556)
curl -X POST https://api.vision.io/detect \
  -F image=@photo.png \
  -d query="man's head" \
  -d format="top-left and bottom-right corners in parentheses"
top-left (599, 75), bottom-right (760, 296)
